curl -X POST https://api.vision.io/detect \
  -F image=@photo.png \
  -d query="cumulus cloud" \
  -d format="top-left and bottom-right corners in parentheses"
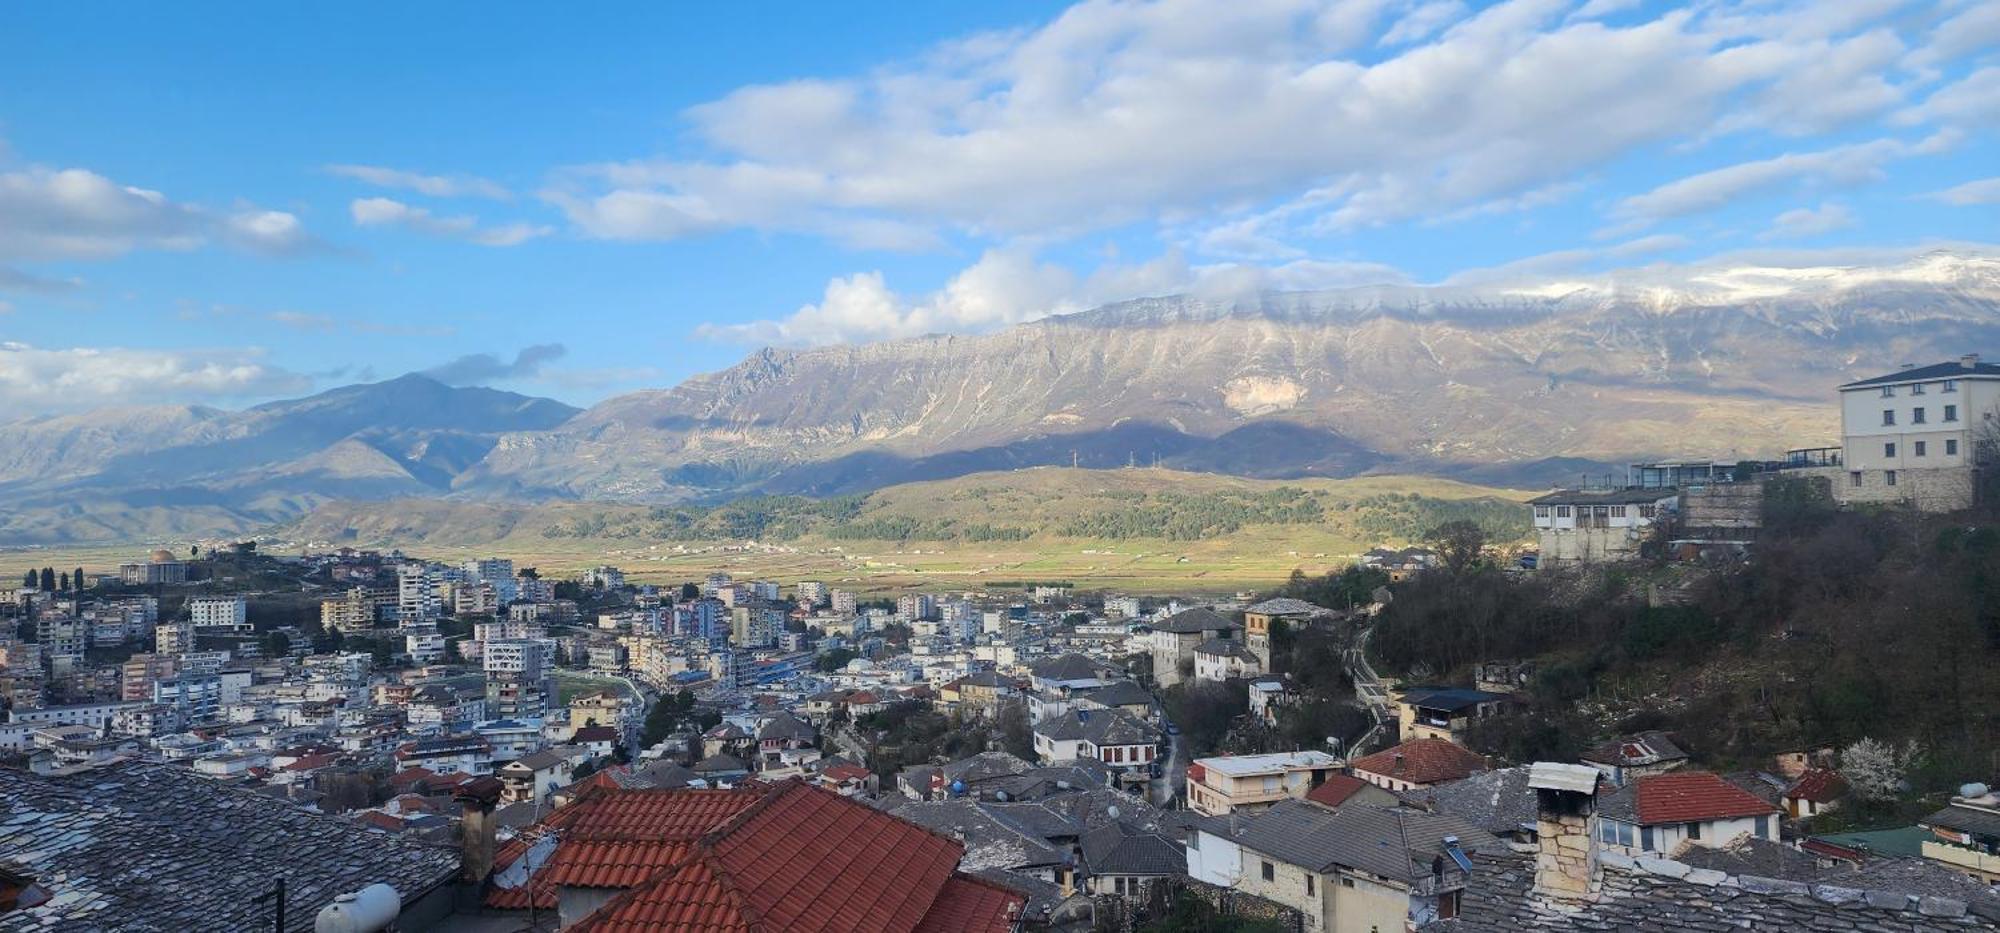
top-left (1926, 177), bottom-right (2000, 206)
top-left (324, 164), bottom-right (511, 200)
top-left (421, 343), bottom-right (568, 385)
top-left (349, 197), bottom-right (551, 247)
top-left (0, 163), bottom-right (316, 261)
top-left (546, 0), bottom-right (1979, 255)
top-left (699, 247), bottom-right (1411, 346)
top-left (0, 341), bottom-right (311, 410)
top-left (1758, 202), bottom-right (1858, 241)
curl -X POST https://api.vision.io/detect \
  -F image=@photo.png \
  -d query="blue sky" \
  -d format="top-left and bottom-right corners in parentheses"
top-left (0, 0), bottom-right (1995, 414)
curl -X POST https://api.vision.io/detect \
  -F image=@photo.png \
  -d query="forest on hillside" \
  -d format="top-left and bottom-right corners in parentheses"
top-left (1366, 479), bottom-right (2000, 801)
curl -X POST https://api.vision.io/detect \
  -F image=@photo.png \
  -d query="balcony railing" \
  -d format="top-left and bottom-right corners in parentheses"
top-left (1408, 868), bottom-right (1469, 897)
top-left (1782, 447), bottom-right (1843, 468)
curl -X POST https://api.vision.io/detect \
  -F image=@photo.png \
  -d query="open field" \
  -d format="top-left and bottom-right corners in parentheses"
top-left (5, 468), bottom-right (1532, 597)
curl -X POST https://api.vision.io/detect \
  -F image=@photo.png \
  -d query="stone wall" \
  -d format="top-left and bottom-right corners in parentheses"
top-left (1534, 809), bottom-right (1599, 905)
top-left (1801, 464), bottom-right (1977, 513)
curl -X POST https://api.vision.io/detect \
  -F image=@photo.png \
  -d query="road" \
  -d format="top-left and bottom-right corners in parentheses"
top-left (1345, 621), bottom-right (1393, 756)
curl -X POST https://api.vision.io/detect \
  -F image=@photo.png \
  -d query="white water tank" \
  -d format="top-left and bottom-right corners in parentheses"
top-left (314, 884), bottom-right (400, 933)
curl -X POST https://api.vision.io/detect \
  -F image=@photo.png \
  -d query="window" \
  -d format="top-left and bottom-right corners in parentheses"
top-left (1556, 506), bottom-right (1571, 518)
top-left (1882, 410), bottom-right (1896, 426)
top-left (1638, 504), bottom-right (1657, 518)
top-left (1881, 386), bottom-right (1896, 397)
top-left (1944, 379), bottom-right (1958, 392)
top-left (1306, 875), bottom-right (1315, 896)
top-left (1850, 471), bottom-right (1863, 488)
top-left (1641, 826), bottom-right (1654, 851)
top-left (1341, 878), bottom-right (1355, 889)
top-left (1885, 442), bottom-right (1897, 458)
top-left (1261, 861), bottom-right (1275, 882)
top-left (1911, 382), bottom-right (1926, 395)
top-left (1609, 505), bottom-right (1627, 518)
top-left (1439, 890), bottom-right (1461, 920)
top-left (1686, 821), bottom-right (1702, 840)
top-left (1948, 439), bottom-right (1959, 456)
top-left (1757, 816), bottom-right (1772, 839)
top-left (1916, 441), bottom-right (1928, 457)
top-left (1533, 505), bottom-right (1550, 519)
top-left (1886, 470), bottom-right (1898, 486)
top-left (1946, 404), bottom-right (1958, 422)
top-left (1913, 407), bottom-right (1927, 424)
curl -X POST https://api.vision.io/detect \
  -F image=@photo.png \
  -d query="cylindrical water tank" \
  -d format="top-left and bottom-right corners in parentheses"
top-left (1961, 782), bottom-right (1991, 799)
top-left (314, 884), bottom-right (400, 933)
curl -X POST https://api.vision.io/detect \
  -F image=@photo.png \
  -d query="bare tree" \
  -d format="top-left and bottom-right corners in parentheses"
top-left (1426, 520), bottom-right (1489, 576)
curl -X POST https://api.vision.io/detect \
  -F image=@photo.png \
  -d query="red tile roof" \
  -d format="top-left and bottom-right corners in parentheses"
top-left (1634, 772), bottom-right (1781, 824)
top-left (1351, 738), bottom-right (1485, 786)
top-left (1304, 773), bottom-right (1374, 809)
top-left (355, 811), bottom-right (405, 833)
top-left (914, 874), bottom-right (1027, 933)
top-left (564, 780), bottom-right (1023, 933)
top-left (1784, 768), bottom-right (1849, 804)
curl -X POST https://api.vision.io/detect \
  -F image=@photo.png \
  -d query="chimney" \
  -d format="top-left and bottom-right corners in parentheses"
top-left (1528, 762), bottom-right (1603, 907)
top-left (454, 776), bottom-right (505, 887)
top-left (1963, 354), bottom-right (1982, 370)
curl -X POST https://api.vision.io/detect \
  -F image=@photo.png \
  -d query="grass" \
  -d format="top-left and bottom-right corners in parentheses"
top-left (554, 671), bottom-right (642, 705)
top-left (10, 468), bottom-right (1533, 597)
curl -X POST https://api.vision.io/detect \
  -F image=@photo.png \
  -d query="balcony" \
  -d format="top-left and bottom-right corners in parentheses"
top-left (1782, 447), bottom-right (1843, 468)
top-left (1408, 868), bottom-right (1469, 898)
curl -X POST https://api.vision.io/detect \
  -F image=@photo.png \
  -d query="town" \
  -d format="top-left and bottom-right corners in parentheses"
top-left (0, 358), bottom-right (1996, 932)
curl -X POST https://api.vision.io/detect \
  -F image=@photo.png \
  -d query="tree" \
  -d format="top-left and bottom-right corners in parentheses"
top-left (369, 639), bottom-right (397, 670)
top-left (22, 570), bottom-right (36, 588)
top-left (58, 572), bottom-right (68, 592)
top-left (1161, 682), bottom-right (1247, 756)
top-left (814, 647), bottom-right (858, 672)
top-left (261, 630), bottom-right (291, 658)
top-left (997, 698), bottom-right (1035, 760)
top-left (1843, 737), bottom-right (1917, 801)
top-left (1426, 520), bottom-right (1489, 576)
top-left (680, 582), bottom-right (701, 600)
top-left (39, 567), bottom-right (54, 592)
top-left (72, 567), bottom-right (84, 592)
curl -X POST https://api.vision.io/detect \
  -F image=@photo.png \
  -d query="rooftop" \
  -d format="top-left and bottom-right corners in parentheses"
top-left (1193, 751), bottom-right (1341, 777)
top-left (1230, 799), bottom-right (1501, 881)
top-left (1840, 356), bottom-right (2000, 388)
top-left (1352, 738), bottom-right (1487, 786)
top-left (0, 761), bottom-right (459, 931)
top-left (1146, 607), bottom-right (1239, 634)
top-left (1599, 771), bottom-right (1782, 825)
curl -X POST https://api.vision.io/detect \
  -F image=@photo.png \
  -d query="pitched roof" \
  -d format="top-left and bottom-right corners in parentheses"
top-left (1528, 487), bottom-right (1678, 506)
top-left (756, 711), bottom-right (817, 743)
top-left (1079, 819), bottom-right (1185, 876)
top-left (914, 874), bottom-right (1030, 933)
top-left (0, 762), bottom-right (458, 931)
top-left (566, 780), bottom-right (1022, 933)
top-left (1580, 730), bottom-right (1689, 768)
top-left (1033, 708), bottom-right (1160, 747)
top-left (693, 753), bottom-right (750, 774)
top-left (1402, 766), bottom-right (1537, 836)
top-left (1399, 686), bottom-right (1508, 712)
top-left (1784, 768), bottom-right (1848, 804)
top-left (1076, 680), bottom-right (1153, 709)
top-left (1245, 598), bottom-right (1326, 616)
top-left (1304, 773), bottom-right (1377, 809)
top-left (573, 725), bottom-right (621, 744)
top-left (1147, 607), bottom-right (1238, 634)
top-left (1352, 738), bottom-right (1486, 786)
top-left (1607, 772), bottom-right (1780, 825)
top-left (1840, 358), bottom-right (2000, 388)
top-left (1233, 799), bottom-right (1501, 881)
top-left (1028, 652), bottom-right (1105, 681)
top-left (1195, 637), bottom-right (1258, 661)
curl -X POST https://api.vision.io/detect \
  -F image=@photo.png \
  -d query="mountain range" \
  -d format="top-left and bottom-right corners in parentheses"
top-left (5, 250), bottom-right (1999, 545)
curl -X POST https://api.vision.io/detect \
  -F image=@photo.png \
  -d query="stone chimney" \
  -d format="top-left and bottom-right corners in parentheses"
top-left (1963, 354), bottom-right (1982, 370)
top-left (454, 776), bottom-right (506, 887)
top-left (1528, 762), bottom-right (1603, 907)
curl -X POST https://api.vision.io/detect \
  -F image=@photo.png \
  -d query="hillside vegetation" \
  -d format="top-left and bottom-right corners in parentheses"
top-left (1368, 482), bottom-right (2000, 803)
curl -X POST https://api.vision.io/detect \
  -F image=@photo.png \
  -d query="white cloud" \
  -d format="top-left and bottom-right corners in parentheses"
top-left (550, 0), bottom-right (1972, 253)
top-left (1603, 134), bottom-right (1944, 234)
top-left (1758, 201), bottom-right (1857, 240)
top-left (1926, 177), bottom-right (2000, 206)
top-left (0, 164), bottom-right (316, 261)
top-left (349, 197), bottom-right (551, 247)
top-left (324, 164), bottom-right (511, 200)
top-left (1898, 66), bottom-right (2000, 126)
top-left (699, 246), bottom-right (1411, 346)
top-left (0, 341), bottom-right (310, 410)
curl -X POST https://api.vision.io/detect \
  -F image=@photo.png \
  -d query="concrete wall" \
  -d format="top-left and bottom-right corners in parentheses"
top-left (1234, 850), bottom-right (1329, 932)
top-left (1328, 871), bottom-right (1409, 933)
top-left (1536, 525), bottom-right (1647, 567)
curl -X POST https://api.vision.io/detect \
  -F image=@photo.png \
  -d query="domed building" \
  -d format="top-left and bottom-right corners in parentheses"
top-left (120, 548), bottom-right (189, 585)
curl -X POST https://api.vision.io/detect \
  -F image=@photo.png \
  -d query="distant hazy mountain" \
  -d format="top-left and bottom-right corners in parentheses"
top-left (460, 251), bottom-right (2000, 501)
top-left (0, 374), bottom-right (578, 543)
top-left (7, 251), bottom-right (1999, 545)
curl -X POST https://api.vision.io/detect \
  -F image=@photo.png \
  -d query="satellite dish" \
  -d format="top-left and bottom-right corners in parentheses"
top-left (1106, 805), bottom-right (1120, 820)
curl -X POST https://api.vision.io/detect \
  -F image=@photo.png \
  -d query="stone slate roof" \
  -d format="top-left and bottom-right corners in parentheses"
top-left (0, 762), bottom-right (458, 932)
top-left (1033, 708), bottom-right (1160, 747)
top-left (1923, 800), bottom-right (2000, 837)
top-left (1579, 730), bottom-right (1689, 768)
top-left (1232, 799), bottom-right (1501, 882)
top-left (1080, 819), bottom-right (1186, 876)
top-left (874, 799), bottom-right (1067, 871)
top-left (1528, 487), bottom-right (1679, 506)
top-left (1425, 848), bottom-right (2000, 930)
top-left (1662, 832), bottom-right (2000, 912)
top-left (1077, 680), bottom-right (1154, 709)
top-left (1244, 598), bottom-right (1326, 616)
top-left (1194, 638), bottom-right (1258, 661)
top-left (1147, 607), bottom-right (1239, 634)
top-left (1403, 765), bottom-right (1538, 837)
top-left (756, 711), bottom-right (818, 743)
top-left (691, 752), bottom-right (749, 774)
top-left (1029, 652), bottom-right (1106, 681)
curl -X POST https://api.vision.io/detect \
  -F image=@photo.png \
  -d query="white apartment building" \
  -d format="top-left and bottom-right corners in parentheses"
top-left (462, 557), bottom-right (518, 604)
top-left (189, 595), bottom-right (248, 629)
top-left (483, 639), bottom-right (548, 680)
top-left (1832, 355), bottom-right (1999, 511)
top-left (398, 562), bottom-right (443, 623)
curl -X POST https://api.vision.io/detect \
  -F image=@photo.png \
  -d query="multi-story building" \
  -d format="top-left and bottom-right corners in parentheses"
top-left (1529, 487), bottom-right (1679, 567)
top-left (896, 594), bottom-right (937, 622)
top-left (36, 617), bottom-right (88, 667)
top-left (189, 596), bottom-right (248, 629)
top-left (462, 557), bottom-right (518, 605)
top-left (795, 581), bottom-right (828, 607)
top-left (1919, 789), bottom-right (2000, 883)
top-left (320, 588), bottom-right (380, 633)
top-left (154, 674), bottom-right (223, 725)
top-left (397, 562), bottom-right (443, 624)
top-left (120, 653), bottom-right (176, 702)
top-left (119, 550), bottom-right (188, 585)
top-left (729, 604), bottom-right (783, 649)
top-left (1186, 751), bottom-right (1344, 816)
top-left (1829, 355), bottom-right (1999, 511)
top-left (830, 589), bottom-right (858, 615)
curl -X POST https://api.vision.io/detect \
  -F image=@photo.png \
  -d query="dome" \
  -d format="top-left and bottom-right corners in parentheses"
top-left (149, 549), bottom-right (177, 563)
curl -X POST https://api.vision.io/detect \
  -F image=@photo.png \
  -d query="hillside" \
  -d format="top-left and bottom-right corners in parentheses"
top-left (460, 251), bottom-right (2000, 501)
top-left (271, 468), bottom-right (1529, 593)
